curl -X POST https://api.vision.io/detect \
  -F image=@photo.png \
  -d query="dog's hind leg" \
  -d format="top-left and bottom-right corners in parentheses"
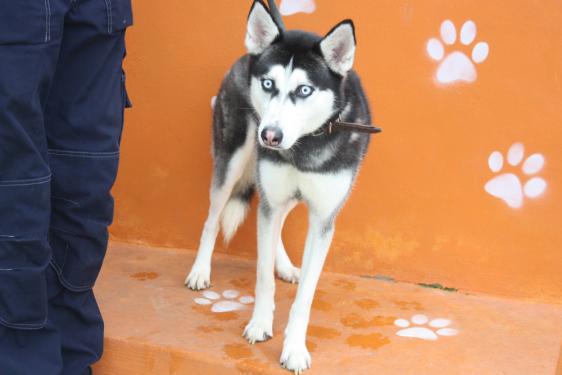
top-left (184, 183), bottom-right (231, 290)
top-left (185, 124), bottom-right (256, 290)
top-left (275, 200), bottom-right (300, 284)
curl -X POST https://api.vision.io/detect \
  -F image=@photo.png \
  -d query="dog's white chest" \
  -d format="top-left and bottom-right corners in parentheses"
top-left (258, 160), bottom-right (353, 218)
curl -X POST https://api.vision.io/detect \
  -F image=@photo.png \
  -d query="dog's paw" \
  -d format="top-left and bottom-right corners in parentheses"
top-left (243, 318), bottom-right (273, 344)
top-left (280, 341), bottom-right (311, 374)
top-left (184, 266), bottom-right (211, 290)
top-left (276, 264), bottom-right (300, 284)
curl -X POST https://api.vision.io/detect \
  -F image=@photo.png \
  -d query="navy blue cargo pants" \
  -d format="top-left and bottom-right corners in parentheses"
top-left (0, 0), bottom-right (132, 374)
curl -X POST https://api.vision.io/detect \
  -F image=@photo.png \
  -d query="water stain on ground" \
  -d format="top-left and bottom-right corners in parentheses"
top-left (212, 311), bottom-right (239, 321)
top-left (169, 351), bottom-right (191, 374)
top-left (192, 305), bottom-right (239, 321)
top-left (235, 358), bottom-right (271, 375)
top-left (316, 289), bottom-right (328, 297)
top-left (332, 279), bottom-right (356, 291)
top-left (307, 340), bottom-right (317, 353)
top-left (346, 333), bottom-right (390, 350)
top-left (312, 298), bottom-right (332, 312)
top-left (130, 272), bottom-right (159, 281)
top-left (341, 313), bottom-right (396, 329)
top-left (230, 278), bottom-right (253, 289)
top-left (393, 300), bottom-right (424, 311)
top-left (311, 290), bottom-right (332, 311)
top-left (354, 298), bottom-right (380, 310)
top-left (224, 343), bottom-right (254, 360)
top-left (197, 325), bottom-right (224, 333)
top-left (308, 325), bottom-right (341, 339)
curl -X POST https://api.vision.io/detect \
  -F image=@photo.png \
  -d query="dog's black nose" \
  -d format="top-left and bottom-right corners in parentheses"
top-left (261, 127), bottom-right (283, 147)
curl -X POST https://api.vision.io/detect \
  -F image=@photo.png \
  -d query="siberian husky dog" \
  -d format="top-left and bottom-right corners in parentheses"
top-left (185, 0), bottom-right (372, 372)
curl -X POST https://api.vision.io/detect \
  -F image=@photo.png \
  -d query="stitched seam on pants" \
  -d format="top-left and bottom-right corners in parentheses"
top-left (49, 260), bottom-right (93, 292)
top-left (48, 149), bottom-right (120, 158)
top-left (44, 0), bottom-right (51, 42)
top-left (0, 314), bottom-right (47, 329)
top-left (0, 236), bottom-right (43, 242)
top-left (108, 0), bottom-right (113, 32)
top-left (0, 175), bottom-right (51, 187)
top-left (104, 0), bottom-right (113, 33)
top-left (44, 0), bottom-right (48, 42)
top-left (52, 196), bottom-right (80, 206)
top-left (47, 0), bottom-right (51, 41)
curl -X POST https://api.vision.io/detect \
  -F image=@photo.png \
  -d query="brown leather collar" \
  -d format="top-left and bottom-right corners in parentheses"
top-left (312, 115), bottom-right (382, 137)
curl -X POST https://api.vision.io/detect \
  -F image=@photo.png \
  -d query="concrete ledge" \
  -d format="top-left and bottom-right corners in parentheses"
top-left (94, 242), bottom-right (562, 374)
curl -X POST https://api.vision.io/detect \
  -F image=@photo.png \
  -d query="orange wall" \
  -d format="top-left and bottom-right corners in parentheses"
top-left (111, 1), bottom-right (562, 304)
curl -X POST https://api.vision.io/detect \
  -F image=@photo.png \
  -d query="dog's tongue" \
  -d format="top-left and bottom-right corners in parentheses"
top-left (279, 0), bottom-right (316, 16)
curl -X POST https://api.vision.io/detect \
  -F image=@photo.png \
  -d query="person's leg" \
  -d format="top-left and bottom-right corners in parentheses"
top-left (0, 0), bottom-right (70, 373)
top-left (46, 265), bottom-right (103, 375)
top-left (44, 0), bottom-right (132, 373)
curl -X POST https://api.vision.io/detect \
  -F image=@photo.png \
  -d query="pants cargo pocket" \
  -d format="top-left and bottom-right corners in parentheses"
top-left (0, 240), bottom-right (50, 330)
top-left (49, 227), bottom-right (109, 293)
top-left (0, 176), bottom-right (51, 330)
top-left (104, 0), bottom-right (133, 34)
top-left (0, 0), bottom-right (52, 44)
top-left (48, 150), bottom-right (120, 292)
top-left (118, 68), bottom-right (132, 144)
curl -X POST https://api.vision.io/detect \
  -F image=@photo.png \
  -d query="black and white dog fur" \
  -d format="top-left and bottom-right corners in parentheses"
top-left (185, 1), bottom-right (372, 372)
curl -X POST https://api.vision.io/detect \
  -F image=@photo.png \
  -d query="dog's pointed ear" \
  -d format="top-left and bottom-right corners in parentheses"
top-left (319, 20), bottom-right (356, 75)
top-left (245, 0), bottom-right (282, 55)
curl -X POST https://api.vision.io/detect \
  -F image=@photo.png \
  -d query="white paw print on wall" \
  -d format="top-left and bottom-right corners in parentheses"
top-left (394, 314), bottom-right (459, 341)
top-left (485, 143), bottom-right (547, 209)
top-left (427, 20), bottom-right (489, 84)
top-left (194, 289), bottom-right (254, 313)
top-left (279, 0), bottom-right (316, 16)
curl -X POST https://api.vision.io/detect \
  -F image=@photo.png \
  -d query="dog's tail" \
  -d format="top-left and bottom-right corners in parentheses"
top-left (267, 0), bottom-right (286, 31)
top-left (220, 186), bottom-right (255, 244)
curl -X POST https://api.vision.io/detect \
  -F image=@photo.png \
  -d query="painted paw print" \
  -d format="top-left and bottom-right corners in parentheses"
top-left (280, 0), bottom-right (316, 16)
top-left (394, 314), bottom-right (458, 341)
top-left (194, 289), bottom-right (254, 313)
top-left (485, 143), bottom-right (547, 209)
top-left (427, 20), bottom-right (489, 84)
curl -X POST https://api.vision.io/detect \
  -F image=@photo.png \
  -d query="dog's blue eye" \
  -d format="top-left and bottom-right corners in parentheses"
top-left (296, 85), bottom-right (314, 98)
top-left (261, 79), bottom-right (274, 92)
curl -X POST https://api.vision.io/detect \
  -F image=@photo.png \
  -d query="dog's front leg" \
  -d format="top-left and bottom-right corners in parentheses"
top-left (281, 214), bottom-right (334, 373)
top-left (243, 202), bottom-right (285, 344)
